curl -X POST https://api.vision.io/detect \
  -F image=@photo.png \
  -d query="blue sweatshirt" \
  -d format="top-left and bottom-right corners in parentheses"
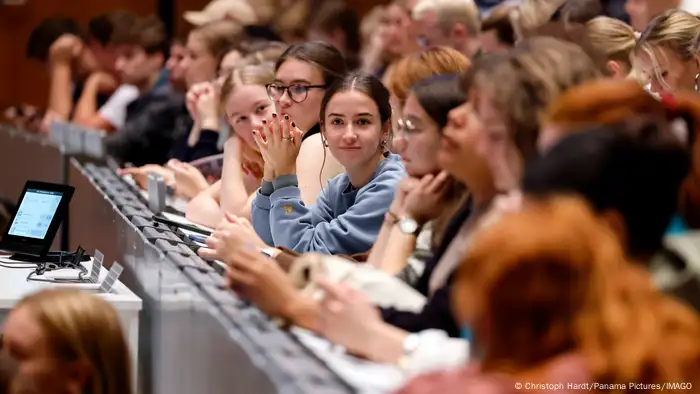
top-left (252, 154), bottom-right (406, 255)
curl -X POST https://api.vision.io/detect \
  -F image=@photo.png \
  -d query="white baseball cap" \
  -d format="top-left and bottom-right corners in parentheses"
top-left (184, 0), bottom-right (258, 26)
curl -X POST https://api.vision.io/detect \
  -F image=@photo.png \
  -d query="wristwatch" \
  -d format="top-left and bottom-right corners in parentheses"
top-left (398, 217), bottom-right (422, 236)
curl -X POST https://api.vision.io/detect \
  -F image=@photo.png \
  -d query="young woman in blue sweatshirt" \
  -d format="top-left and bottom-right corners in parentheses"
top-left (251, 71), bottom-right (406, 255)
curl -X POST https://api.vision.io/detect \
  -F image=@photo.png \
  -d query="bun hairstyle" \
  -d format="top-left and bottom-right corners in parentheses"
top-left (545, 79), bottom-right (700, 228)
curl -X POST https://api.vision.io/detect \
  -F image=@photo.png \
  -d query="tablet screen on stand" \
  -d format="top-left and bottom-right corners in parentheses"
top-left (0, 181), bottom-right (75, 261)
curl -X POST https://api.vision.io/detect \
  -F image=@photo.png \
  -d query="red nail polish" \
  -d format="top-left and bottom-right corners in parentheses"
top-left (291, 122), bottom-right (295, 127)
top-left (272, 113), bottom-right (277, 118)
top-left (262, 119), bottom-right (267, 124)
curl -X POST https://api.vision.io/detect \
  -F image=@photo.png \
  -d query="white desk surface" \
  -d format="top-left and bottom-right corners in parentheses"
top-left (0, 255), bottom-right (142, 311)
top-left (292, 328), bottom-right (407, 394)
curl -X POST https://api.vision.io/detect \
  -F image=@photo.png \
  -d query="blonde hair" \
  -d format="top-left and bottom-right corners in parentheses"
top-left (413, 0), bottom-right (481, 36)
top-left (15, 289), bottom-right (132, 394)
top-left (586, 16), bottom-right (636, 69)
top-left (360, 5), bottom-right (385, 45)
top-left (634, 9), bottom-right (700, 89)
top-left (220, 62), bottom-right (275, 113)
top-left (510, 0), bottom-right (566, 39)
top-left (190, 20), bottom-right (243, 60)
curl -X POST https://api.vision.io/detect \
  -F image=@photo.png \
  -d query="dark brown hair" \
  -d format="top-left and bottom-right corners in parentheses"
top-left (120, 15), bottom-right (167, 55)
top-left (481, 2), bottom-right (517, 46)
top-left (88, 10), bottom-right (138, 46)
top-left (275, 41), bottom-right (348, 86)
top-left (310, 1), bottom-right (361, 54)
top-left (545, 79), bottom-right (700, 229)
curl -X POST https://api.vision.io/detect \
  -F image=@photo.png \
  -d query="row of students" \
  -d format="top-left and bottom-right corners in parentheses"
top-left (196, 28), bottom-right (700, 391)
top-left (8, 2), bottom-right (700, 393)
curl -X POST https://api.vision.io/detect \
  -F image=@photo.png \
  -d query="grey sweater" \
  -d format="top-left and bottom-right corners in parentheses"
top-left (252, 154), bottom-right (406, 255)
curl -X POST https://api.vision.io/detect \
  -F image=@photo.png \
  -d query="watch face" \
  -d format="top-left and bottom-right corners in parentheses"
top-left (399, 218), bottom-right (419, 234)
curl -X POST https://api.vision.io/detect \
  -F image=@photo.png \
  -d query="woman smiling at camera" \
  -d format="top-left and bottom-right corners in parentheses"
top-left (250, 71), bottom-right (406, 255)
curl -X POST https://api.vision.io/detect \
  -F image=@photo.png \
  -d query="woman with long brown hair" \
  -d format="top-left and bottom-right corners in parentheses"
top-left (467, 36), bottom-right (601, 193)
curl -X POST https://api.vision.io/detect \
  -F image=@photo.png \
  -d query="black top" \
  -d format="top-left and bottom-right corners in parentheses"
top-left (169, 125), bottom-right (221, 163)
top-left (244, 25), bottom-right (283, 42)
top-left (105, 85), bottom-right (185, 166)
top-left (380, 198), bottom-right (474, 337)
top-left (302, 123), bottom-right (321, 143)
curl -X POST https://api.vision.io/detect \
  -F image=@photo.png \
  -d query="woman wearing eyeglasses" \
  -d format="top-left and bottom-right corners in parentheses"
top-left (260, 42), bottom-right (347, 206)
top-left (247, 42), bottom-right (347, 246)
top-left (247, 71), bottom-right (406, 255)
top-left (366, 75), bottom-right (467, 285)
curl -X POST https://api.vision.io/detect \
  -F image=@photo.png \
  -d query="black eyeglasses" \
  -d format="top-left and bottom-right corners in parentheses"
top-left (266, 83), bottom-right (327, 103)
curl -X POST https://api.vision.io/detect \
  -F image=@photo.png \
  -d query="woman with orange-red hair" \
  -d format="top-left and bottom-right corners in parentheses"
top-left (541, 79), bottom-right (700, 229)
top-left (399, 196), bottom-right (700, 394)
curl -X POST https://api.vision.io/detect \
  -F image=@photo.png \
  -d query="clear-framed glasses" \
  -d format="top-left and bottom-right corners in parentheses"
top-left (265, 83), bottom-right (327, 103)
top-left (396, 118), bottom-right (420, 139)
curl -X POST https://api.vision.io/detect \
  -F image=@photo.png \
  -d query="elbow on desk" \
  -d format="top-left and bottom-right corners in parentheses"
top-left (186, 195), bottom-right (223, 229)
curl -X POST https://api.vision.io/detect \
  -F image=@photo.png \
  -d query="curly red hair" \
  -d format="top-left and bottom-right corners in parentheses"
top-left (453, 196), bottom-right (700, 391)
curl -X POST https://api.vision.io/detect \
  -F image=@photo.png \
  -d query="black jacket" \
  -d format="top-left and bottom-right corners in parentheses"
top-left (105, 85), bottom-right (185, 166)
top-left (380, 199), bottom-right (474, 337)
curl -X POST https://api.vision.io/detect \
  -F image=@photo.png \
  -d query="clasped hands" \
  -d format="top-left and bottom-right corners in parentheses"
top-left (186, 82), bottom-right (220, 131)
top-left (252, 113), bottom-right (304, 180)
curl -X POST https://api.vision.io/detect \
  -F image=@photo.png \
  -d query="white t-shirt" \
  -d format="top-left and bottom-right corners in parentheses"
top-left (98, 85), bottom-right (139, 128)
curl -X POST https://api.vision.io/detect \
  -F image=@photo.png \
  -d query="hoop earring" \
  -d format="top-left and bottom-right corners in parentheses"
top-left (695, 73), bottom-right (699, 92)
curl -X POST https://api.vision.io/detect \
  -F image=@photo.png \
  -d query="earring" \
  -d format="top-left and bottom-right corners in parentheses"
top-left (695, 74), bottom-right (699, 92)
top-left (323, 139), bottom-right (329, 147)
top-left (380, 140), bottom-right (387, 150)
